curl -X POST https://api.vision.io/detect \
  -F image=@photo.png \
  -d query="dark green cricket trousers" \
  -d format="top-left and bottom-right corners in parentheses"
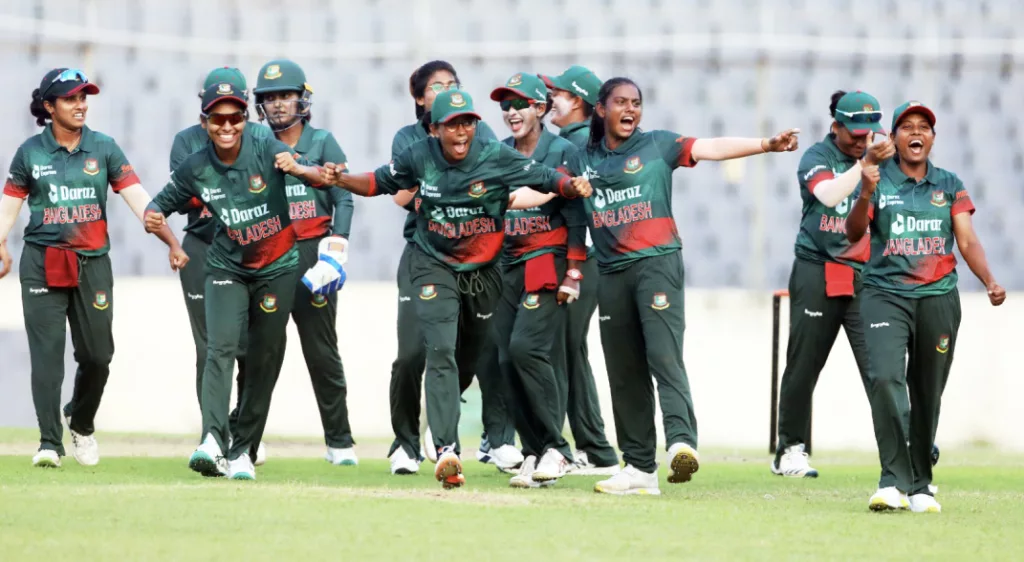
top-left (596, 251), bottom-right (695, 473)
top-left (21, 243), bottom-right (113, 456)
top-left (861, 287), bottom-right (961, 495)
top-left (493, 257), bottom-right (572, 460)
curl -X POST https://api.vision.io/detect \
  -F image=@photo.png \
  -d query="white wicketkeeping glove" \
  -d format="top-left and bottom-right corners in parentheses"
top-left (301, 236), bottom-right (348, 295)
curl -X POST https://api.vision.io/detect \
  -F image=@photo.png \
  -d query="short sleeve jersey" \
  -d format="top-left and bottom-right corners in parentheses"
top-left (284, 124), bottom-right (353, 240)
top-left (391, 119), bottom-right (498, 243)
top-left (862, 160), bottom-right (975, 297)
top-left (565, 129), bottom-right (697, 274)
top-left (371, 136), bottom-right (573, 272)
top-left (4, 125), bottom-right (140, 256)
top-left (500, 128), bottom-right (586, 265)
top-left (152, 126), bottom-right (306, 279)
top-left (169, 122), bottom-right (274, 244)
top-left (793, 135), bottom-right (870, 267)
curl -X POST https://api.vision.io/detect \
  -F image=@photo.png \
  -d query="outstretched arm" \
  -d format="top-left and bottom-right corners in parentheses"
top-left (690, 128), bottom-right (800, 162)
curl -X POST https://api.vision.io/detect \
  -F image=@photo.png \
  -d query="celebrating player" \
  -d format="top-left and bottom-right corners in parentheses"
top-left (562, 77), bottom-right (799, 496)
top-left (0, 68), bottom-right (187, 468)
top-left (322, 89), bottom-right (592, 489)
top-left (846, 101), bottom-right (1005, 513)
top-left (253, 59), bottom-right (358, 466)
top-left (145, 82), bottom-right (328, 480)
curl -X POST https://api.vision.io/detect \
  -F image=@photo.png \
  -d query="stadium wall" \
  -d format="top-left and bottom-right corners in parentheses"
top-left (0, 280), bottom-right (1019, 452)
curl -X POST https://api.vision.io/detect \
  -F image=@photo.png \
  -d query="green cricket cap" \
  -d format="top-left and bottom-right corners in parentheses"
top-left (891, 100), bottom-right (936, 131)
top-left (538, 65), bottom-right (601, 106)
top-left (431, 89), bottom-right (482, 124)
top-left (202, 67), bottom-right (247, 96)
top-left (490, 72), bottom-right (548, 103)
top-left (201, 82), bottom-right (248, 113)
top-left (833, 91), bottom-right (884, 135)
top-left (254, 59), bottom-right (310, 95)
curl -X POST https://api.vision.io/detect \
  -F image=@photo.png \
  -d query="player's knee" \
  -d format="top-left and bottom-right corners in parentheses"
top-left (508, 336), bottom-right (539, 370)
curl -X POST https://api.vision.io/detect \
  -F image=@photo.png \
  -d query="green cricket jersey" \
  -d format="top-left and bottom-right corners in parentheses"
top-left (500, 128), bottom-right (586, 265)
top-left (152, 126), bottom-right (317, 278)
top-left (559, 121), bottom-right (591, 150)
top-left (4, 124), bottom-right (140, 256)
top-left (391, 119), bottom-right (498, 243)
top-left (565, 129), bottom-right (696, 273)
top-left (862, 160), bottom-right (974, 297)
top-left (284, 124), bottom-right (353, 240)
top-left (169, 122), bottom-right (273, 244)
top-left (371, 135), bottom-right (575, 272)
top-left (793, 135), bottom-right (870, 267)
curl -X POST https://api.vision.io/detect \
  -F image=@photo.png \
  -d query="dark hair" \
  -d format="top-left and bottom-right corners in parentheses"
top-left (828, 90), bottom-right (847, 139)
top-left (30, 88), bottom-right (51, 127)
top-left (588, 77), bottom-right (642, 149)
top-left (409, 60), bottom-right (459, 119)
top-left (581, 100), bottom-right (594, 118)
top-left (537, 93), bottom-right (553, 120)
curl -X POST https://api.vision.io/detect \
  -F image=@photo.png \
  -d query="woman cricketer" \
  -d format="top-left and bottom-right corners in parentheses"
top-left (323, 89), bottom-right (592, 489)
top-left (253, 58), bottom-right (357, 466)
top-left (145, 82), bottom-right (328, 481)
top-left (563, 77), bottom-right (799, 496)
top-left (0, 68), bottom-right (187, 468)
top-left (488, 72), bottom-right (586, 488)
top-left (847, 101), bottom-right (1005, 513)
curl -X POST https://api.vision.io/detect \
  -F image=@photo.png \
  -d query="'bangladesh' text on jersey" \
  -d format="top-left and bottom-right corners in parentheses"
top-left (390, 119), bottom-right (498, 243)
top-left (793, 134), bottom-right (869, 267)
top-left (370, 135), bottom-right (575, 272)
top-left (4, 125), bottom-right (140, 256)
top-left (501, 128), bottom-right (586, 265)
top-left (862, 160), bottom-right (974, 297)
top-left (564, 129), bottom-right (696, 273)
top-left (283, 124), bottom-right (353, 240)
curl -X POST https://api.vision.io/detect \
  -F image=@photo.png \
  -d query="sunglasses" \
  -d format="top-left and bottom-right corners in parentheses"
top-left (428, 81), bottom-right (460, 94)
top-left (499, 98), bottom-right (533, 112)
top-left (204, 111), bottom-right (247, 126)
top-left (51, 68), bottom-right (89, 84)
top-left (835, 109), bottom-right (884, 124)
top-left (442, 118), bottom-right (477, 132)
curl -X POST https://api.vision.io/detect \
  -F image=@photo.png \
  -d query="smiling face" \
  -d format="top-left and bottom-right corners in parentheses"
top-left (430, 115), bottom-right (477, 163)
top-left (548, 90), bottom-right (577, 128)
top-left (501, 93), bottom-right (544, 141)
top-left (892, 112), bottom-right (935, 165)
top-left (45, 92), bottom-right (88, 131)
top-left (597, 83), bottom-right (642, 143)
top-left (202, 100), bottom-right (248, 152)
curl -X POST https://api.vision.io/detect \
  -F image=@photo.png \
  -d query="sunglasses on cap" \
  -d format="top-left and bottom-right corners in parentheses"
top-left (51, 68), bottom-right (89, 85)
top-left (203, 110), bottom-right (247, 126)
top-left (835, 109), bottom-right (884, 124)
top-left (499, 98), bottom-right (533, 112)
top-left (428, 81), bottom-right (460, 94)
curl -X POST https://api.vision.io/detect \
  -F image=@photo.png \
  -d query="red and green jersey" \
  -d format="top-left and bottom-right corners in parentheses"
top-left (370, 136), bottom-right (575, 272)
top-left (152, 126), bottom-right (314, 279)
top-left (793, 135), bottom-right (869, 267)
top-left (284, 124), bottom-right (353, 240)
top-left (501, 128), bottom-right (586, 265)
top-left (559, 121), bottom-right (591, 150)
top-left (4, 124), bottom-right (140, 256)
top-left (391, 120), bottom-right (498, 243)
top-left (169, 122), bottom-right (273, 244)
top-left (565, 129), bottom-right (696, 273)
top-left (862, 160), bottom-right (974, 297)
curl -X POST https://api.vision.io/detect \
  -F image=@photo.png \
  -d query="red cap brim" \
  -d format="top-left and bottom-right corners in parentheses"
top-left (63, 83), bottom-right (100, 96)
top-left (896, 106), bottom-right (937, 128)
top-left (489, 87), bottom-right (529, 102)
top-left (439, 111), bottom-right (483, 124)
top-left (203, 95), bottom-right (248, 112)
top-left (537, 74), bottom-right (555, 88)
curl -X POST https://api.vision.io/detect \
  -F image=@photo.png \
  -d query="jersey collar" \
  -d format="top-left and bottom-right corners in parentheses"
top-left (882, 158), bottom-right (938, 186)
top-left (599, 128), bottom-right (643, 155)
top-left (207, 126), bottom-right (254, 173)
top-left (41, 124), bottom-right (95, 153)
top-left (823, 134), bottom-right (856, 163)
top-left (559, 121), bottom-right (588, 138)
top-left (291, 123), bottom-right (316, 154)
top-left (428, 134), bottom-right (483, 171)
top-left (502, 127), bottom-right (555, 158)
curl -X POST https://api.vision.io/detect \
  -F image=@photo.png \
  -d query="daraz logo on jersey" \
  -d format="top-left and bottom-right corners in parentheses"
top-left (889, 214), bottom-right (942, 236)
top-left (592, 185), bottom-right (642, 210)
top-left (220, 203), bottom-right (270, 226)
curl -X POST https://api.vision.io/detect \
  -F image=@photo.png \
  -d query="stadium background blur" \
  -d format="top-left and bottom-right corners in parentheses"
top-left (1, 0), bottom-right (1022, 449)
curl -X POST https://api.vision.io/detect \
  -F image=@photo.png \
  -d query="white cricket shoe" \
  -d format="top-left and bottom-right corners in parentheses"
top-left (32, 449), bottom-right (61, 468)
top-left (929, 484), bottom-right (939, 495)
top-left (770, 444), bottom-right (819, 478)
top-left (869, 486), bottom-right (910, 511)
top-left (254, 442), bottom-right (267, 467)
top-left (666, 442), bottom-right (700, 483)
top-left (189, 433), bottom-right (228, 477)
top-left (490, 444), bottom-right (524, 471)
top-left (434, 446), bottom-right (464, 489)
top-left (566, 450), bottom-right (620, 476)
top-left (229, 454), bottom-right (256, 480)
top-left (594, 464), bottom-right (660, 496)
top-left (326, 447), bottom-right (358, 466)
top-left (509, 455), bottom-right (554, 489)
top-left (909, 493), bottom-right (942, 513)
top-left (533, 449), bottom-right (570, 482)
top-left (68, 427), bottom-right (99, 467)
top-left (423, 426), bottom-right (438, 463)
top-left (390, 447), bottom-right (420, 475)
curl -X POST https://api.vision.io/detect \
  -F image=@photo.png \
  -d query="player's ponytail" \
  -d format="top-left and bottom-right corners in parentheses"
top-left (588, 77), bottom-right (641, 150)
top-left (828, 90), bottom-right (847, 140)
top-left (30, 88), bottom-right (50, 127)
top-left (410, 60), bottom-right (459, 120)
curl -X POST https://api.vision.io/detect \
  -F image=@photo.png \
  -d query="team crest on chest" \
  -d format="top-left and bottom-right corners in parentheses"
top-left (260, 294), bottom-right (278, 313)
top-left (311, 293), bottom-right (328, 308)
top-left (469, 181), bottom-right (487, 198)
top-left (83, 158), bottom-right (99, 176)
top-left (523, 293), bottom-right (540, 309)
top-left (936, 334), bottom-right (950, 354)
top-left (651, 292), bottom-right (669, 310)
top-left (93, 291), bottom-right (109, 310)
top-left (450, 93), bottom-right (466, 108)
top-left (931, 190), bottom-right (947, 207)
top-left (264, 65), bottom-right (282, 80)
top-left (624, 156), bottom-right (643, 174)
top-left (420, 284), bottom-right (437, 300)
top-left (249, 174), bottom-right (266, 194)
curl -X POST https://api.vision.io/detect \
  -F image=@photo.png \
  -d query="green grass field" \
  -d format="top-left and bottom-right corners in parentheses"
top-left (2, 435), bottom-right (1023, 561)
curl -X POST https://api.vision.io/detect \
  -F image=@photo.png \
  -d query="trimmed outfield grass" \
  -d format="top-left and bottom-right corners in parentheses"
top-left (1, 440), bottom-right (1023, 561)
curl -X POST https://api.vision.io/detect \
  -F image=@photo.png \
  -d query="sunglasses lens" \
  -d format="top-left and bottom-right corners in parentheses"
top-left (209, 112), bottom-right (245, 126)
top-left (500, 99), bottom-right (531, 111)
